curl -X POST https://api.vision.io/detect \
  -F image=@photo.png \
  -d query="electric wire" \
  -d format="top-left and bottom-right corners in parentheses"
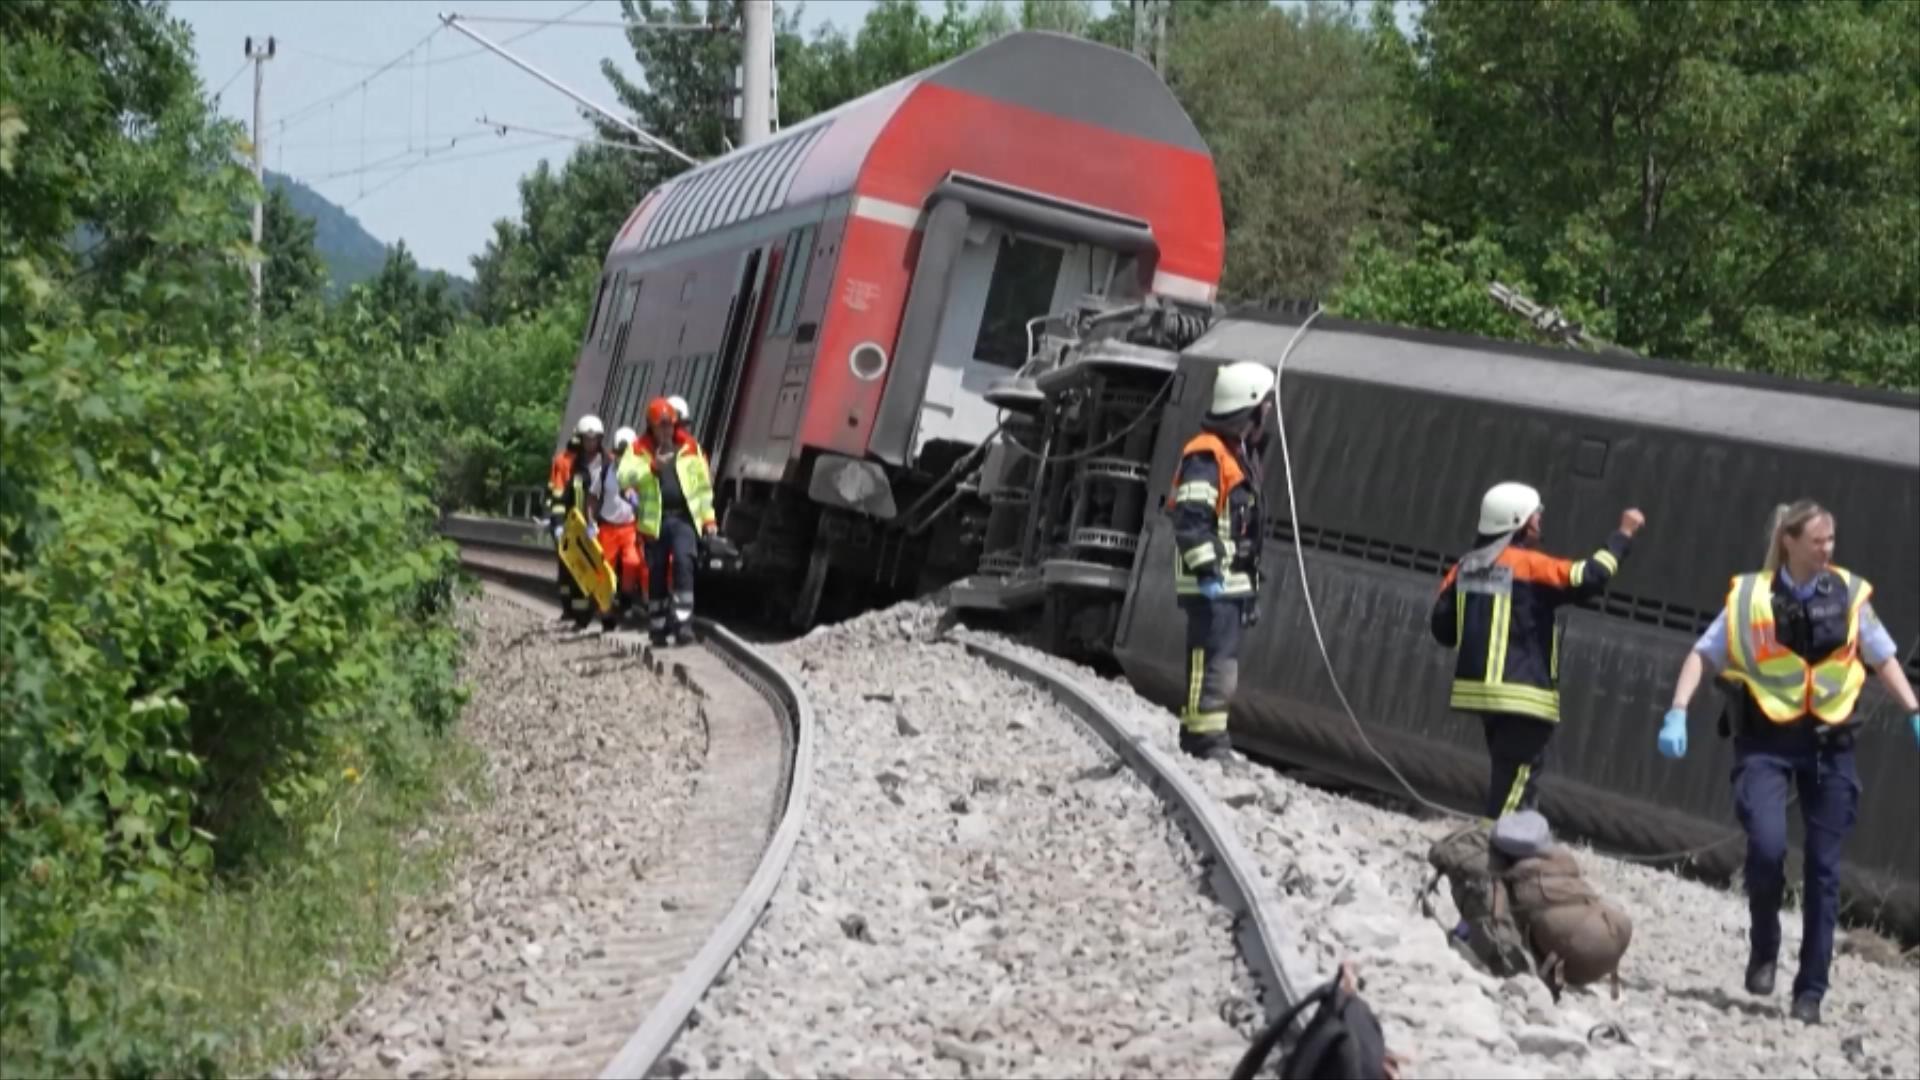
top-left (210, 59), bottom-right (250, 102)
top-left (1267, 306), bottom-right (1767, 865)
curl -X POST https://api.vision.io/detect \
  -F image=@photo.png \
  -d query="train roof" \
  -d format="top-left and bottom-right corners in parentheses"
top-left (608, 31), bottom-right (1213, 260)
top-left (1188, 311), bottom-right (1920, 467)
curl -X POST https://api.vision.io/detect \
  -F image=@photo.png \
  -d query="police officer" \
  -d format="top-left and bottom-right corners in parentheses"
top-left (1167, 361), bottom-right (1275, 762)
top-left (1659, 500), bottom-right (1920, 1025)
top-left (547, 414), bottom-right (606, 629)
top-left (1431, 482), bottom-right (1643, 819)
top-left (619, 398), bottom-right (718, 647)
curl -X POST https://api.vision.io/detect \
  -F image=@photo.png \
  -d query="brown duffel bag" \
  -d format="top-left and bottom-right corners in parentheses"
top-left (1502, 846), bottom-right (1633, 996)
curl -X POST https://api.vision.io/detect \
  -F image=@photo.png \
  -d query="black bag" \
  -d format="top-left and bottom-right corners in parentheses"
top-left (1231, 969), bottom-right (1390, 1080)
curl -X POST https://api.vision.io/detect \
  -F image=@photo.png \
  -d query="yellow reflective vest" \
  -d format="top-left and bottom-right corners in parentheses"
top-left (616, 432), bottom-right (717, 539)
top-left (1722, 566), bottom-right (1871, 725)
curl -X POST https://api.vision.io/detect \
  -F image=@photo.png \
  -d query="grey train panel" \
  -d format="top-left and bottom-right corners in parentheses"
top-left (927, 31), bottom-right (1208, 153)
top-left (1116, 345), bottom-right (1920, 932)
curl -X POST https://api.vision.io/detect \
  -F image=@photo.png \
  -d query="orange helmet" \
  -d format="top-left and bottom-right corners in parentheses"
top-left (646, 397), bottom-right (678, 428)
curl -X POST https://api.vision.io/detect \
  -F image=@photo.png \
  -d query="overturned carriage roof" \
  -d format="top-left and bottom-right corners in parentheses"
top-left (1190, 312), bottom-right (1920, 467)
top-left (606, 31), bottom-right (1221, 284)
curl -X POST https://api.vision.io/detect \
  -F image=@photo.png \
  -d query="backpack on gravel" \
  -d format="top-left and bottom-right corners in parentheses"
top-left (1422, 823), bottom-right (1537, 980)
top-left (1502, 845), bottom-right (1634, 997)
top-left (1231, 962), bottom-right (1392, 1080)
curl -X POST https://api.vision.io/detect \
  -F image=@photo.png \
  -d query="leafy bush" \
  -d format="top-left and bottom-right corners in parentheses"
top-left (1, 4), bottom-right (465, 1074)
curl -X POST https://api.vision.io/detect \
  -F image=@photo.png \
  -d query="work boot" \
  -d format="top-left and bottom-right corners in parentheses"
top-left (675, 623), bottom-right (696, 647)
top-left (1745, 955), bottom-right (1777, 996)
top-left (1178, 730), bottom-right (1234, 762)
top-left (1790, 995), bottom-right (1821, 1025)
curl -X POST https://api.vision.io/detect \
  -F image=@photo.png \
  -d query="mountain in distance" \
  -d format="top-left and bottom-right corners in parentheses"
top-left (266, 170), bottom-right (472, 303)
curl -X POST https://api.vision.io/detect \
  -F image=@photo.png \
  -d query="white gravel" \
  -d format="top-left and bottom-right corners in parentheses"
top-left (296, 592), bottom-right (706, 1079)
top-left (668, 602), bottom-right (1263, 1079)
top-left (964, 618), bottom-right (1920, 1080)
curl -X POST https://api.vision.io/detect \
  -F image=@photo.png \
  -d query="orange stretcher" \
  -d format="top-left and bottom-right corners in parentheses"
top-left (558, 508), bottom-right (617, 614)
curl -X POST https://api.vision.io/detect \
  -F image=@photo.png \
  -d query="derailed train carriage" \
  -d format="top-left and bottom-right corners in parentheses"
top-left (556, 31), bottom-right (1221, 628)
top-left (953, 305), bottom-right (1920, 933)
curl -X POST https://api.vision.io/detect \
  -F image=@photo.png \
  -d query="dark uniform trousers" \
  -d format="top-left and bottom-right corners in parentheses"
top-left (1480, 712), bottom-right (1555, 820)
top-left (1179, 596), bottom-right (1247, 756)
top-left (646, 511), bottom-right (700, 639)
top-left (1732, 724), bottom-right (1860, 1001)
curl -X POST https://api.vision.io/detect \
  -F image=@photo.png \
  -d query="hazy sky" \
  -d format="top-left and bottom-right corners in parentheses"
top-left (174, 0), bottom-right (896, 277)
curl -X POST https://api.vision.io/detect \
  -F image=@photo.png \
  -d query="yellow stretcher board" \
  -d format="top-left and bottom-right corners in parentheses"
top-left (558, 508), bottom-right (616, 613)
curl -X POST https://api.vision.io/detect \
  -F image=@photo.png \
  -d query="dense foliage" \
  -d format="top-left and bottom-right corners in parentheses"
top-left (2, 3), bottom-right (463, 1073)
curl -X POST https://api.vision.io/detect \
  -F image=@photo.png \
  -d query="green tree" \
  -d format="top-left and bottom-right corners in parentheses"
top-left (3, 3), bottom-right (463, 1073)
top-left (1169, 2), bottom-right (1410, 303)
top-left (261, 184), bottom-right (326, 318)
top-left (1401, 0), bottom-right (1920, 387)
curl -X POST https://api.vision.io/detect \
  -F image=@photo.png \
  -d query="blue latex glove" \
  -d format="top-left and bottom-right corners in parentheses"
top-left (1197, 578), bottom-right (1226, 601)
top-left (1910, 713), bottom-right (1919, 750)
top-left (1658, 707), bottom-right (1688, 759)
top-left (586, 521), bottom-right (599, 541)
top-left (551, 524), bottom-right (565, 543)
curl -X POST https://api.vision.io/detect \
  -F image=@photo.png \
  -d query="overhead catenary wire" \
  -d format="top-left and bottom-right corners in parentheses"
top-left (343, 135), bottom-right (568, 209)
top-left (211, 58), bottom-right (251, 102)
top-left (478, 115), bottom-right (656, 154)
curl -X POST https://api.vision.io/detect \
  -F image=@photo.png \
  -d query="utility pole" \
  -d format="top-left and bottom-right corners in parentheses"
top-left (739, 0), bottom-right (773, 148)
top-left (244, 35), bottom-right (275, 321)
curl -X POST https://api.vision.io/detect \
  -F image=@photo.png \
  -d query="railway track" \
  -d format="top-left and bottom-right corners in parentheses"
top-left (442, 519), bottom-right (815, 1078)
top-left (438, 514), bottom-right (1307, 1076)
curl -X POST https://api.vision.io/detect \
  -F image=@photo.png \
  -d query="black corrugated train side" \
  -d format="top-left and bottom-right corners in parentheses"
top-left (1106, 311), bottom-right (1920, 933)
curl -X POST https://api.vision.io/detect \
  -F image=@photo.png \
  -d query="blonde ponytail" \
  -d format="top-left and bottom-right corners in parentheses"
top-left (1762, 499), bottom-right (1830, 576)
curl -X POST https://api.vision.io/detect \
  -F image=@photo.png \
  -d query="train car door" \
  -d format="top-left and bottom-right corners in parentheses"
top-left (699, 245), bottom-right (772, 475)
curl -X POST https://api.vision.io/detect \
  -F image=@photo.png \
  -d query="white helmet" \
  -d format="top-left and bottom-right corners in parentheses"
top-left (575, 414), bottom-right (605, 438)
top-left (1209, 361), bottom-right (1276, 418)
top-left (612, 426), bottom-right (637, 452)
top-left (1479, 481), bottom-right (1543, 536)
top-left (667, 395), bottom-right (690, 423)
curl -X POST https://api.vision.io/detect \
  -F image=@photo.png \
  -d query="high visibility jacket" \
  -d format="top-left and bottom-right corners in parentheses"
top-left (1722, 566), bottom-right (1871, 726)
top-left (1430, 529), bottom-right (1632, 723)
top-left (1168, 431), bottom-right (1262, 599)
top-left (617, 429), bottom-right (717, 538)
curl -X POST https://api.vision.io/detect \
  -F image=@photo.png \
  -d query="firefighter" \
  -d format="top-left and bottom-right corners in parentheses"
top-left (1430, 483), bottom-right (1644, 819)
top-left (619, 398), bottom-right (718, 647)
top-left (591, 426), bottom-right (646, 631)
top-left (1658, 500), bottom-right (1920, 1025)
top-left (1168, 360), bottom-right (1276, 762)
top-left (547, 415), bottom-right (606, 628)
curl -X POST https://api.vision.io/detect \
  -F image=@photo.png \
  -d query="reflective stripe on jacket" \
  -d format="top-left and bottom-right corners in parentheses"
top-left (1722, 566), bottom-right (1870, 725)
top-left (1168, 431), bottom-right (1260, 598)
top-left (617, 430), bottom-right (717, 538)
top-left (1429, 530), bottom-right (1632, 722)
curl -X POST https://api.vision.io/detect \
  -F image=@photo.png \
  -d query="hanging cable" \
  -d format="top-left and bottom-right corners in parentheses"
top-left (1266, 307), bottom-right (1767, 865)
top-left (210, 59), bottom-right (250, 103)
top-left (343, 135), bottom-right (567, 209)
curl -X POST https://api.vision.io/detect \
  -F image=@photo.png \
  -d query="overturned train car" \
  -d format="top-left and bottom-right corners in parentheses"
top-left (554, 31), bottom-right (1222, 628)
top-left (960, 310), bottom-right (1920, 932)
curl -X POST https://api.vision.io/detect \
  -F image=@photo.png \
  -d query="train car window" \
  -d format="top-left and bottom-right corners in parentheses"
top-left (795, 321), bottom-right (818, 344)
top-left (973, 235), bottom-right (1067, 369)
top-left (771, 225), bottom-right (817, 337)
top-left (586, 274), bottom-right (610, 343)
top-left (598, 271), bottom-right (626, 348)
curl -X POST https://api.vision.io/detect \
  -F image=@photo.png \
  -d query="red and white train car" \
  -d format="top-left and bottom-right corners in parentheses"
top-left (557, 30), bottom-right (1224, 622)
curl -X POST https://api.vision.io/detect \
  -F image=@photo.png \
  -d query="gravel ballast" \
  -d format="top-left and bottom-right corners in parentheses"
top-left (669, 602), bottom-right (1262, 1079)
top-left (298, 591), bottom-right (706, 1079)
top-left (965, 618), bottom-right (1920, 1080)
